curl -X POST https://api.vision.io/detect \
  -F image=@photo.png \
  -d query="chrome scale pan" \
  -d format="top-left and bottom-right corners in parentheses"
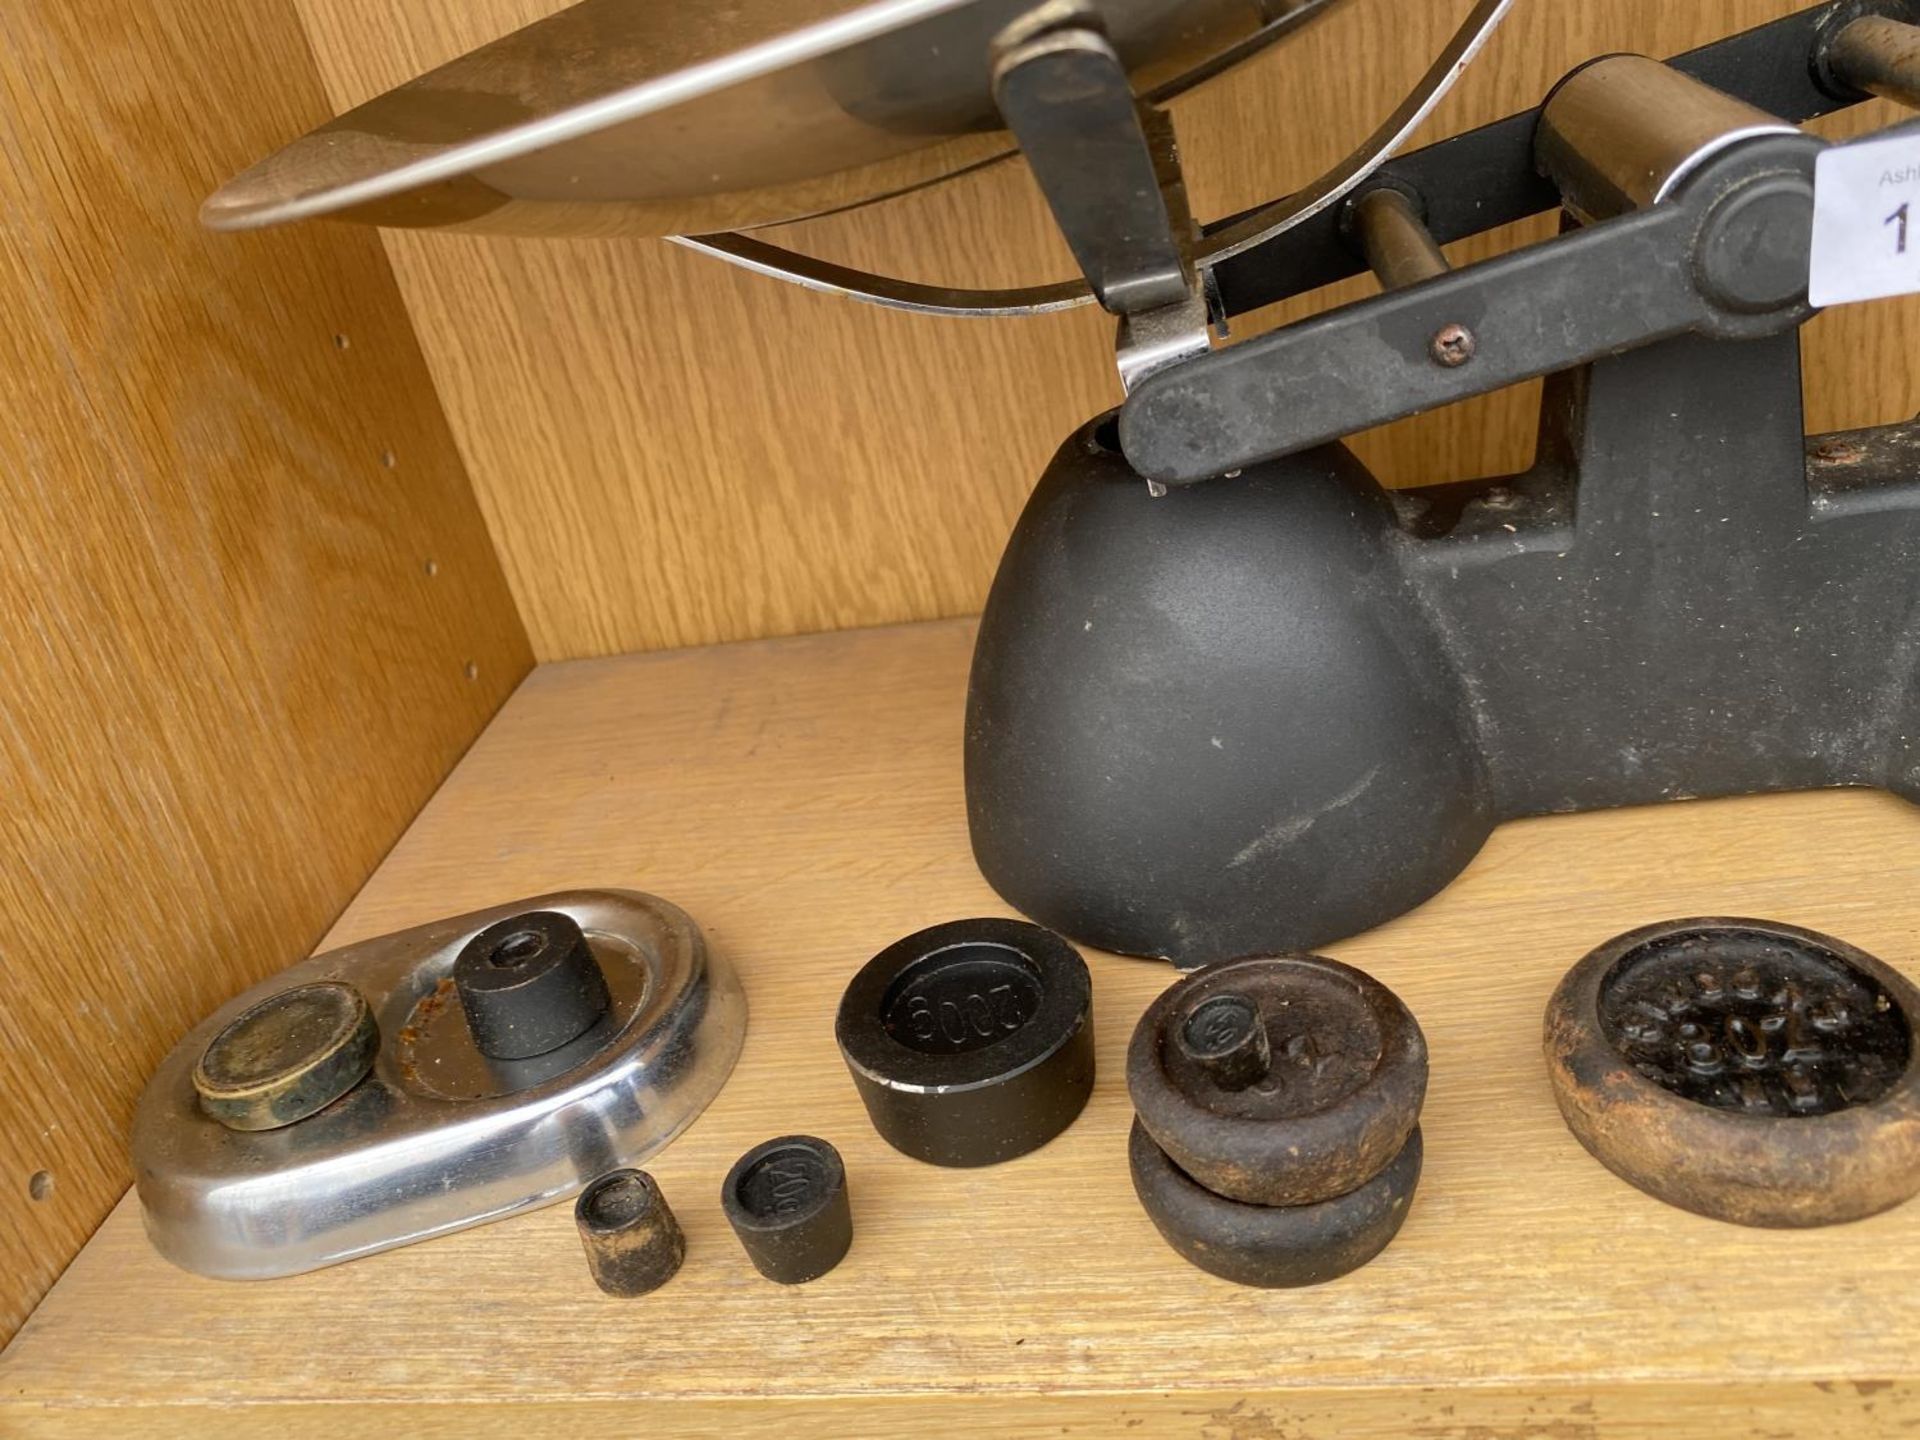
top-left (204, 0), bottom-right (1510, 315)
top-left (203, 0), bottom-right (1320, 240)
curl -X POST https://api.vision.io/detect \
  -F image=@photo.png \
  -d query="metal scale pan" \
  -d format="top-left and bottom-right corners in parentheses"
top-left (203, 0), bottom-right (1514, 319)
top-left (201, 0), bottom-right (1328, 241)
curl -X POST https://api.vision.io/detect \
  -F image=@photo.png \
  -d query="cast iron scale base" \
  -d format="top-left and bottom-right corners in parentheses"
top-left (969, 1), bottom-right (1920, 963)
top-left (203, 0), bottom-right (1920, 967)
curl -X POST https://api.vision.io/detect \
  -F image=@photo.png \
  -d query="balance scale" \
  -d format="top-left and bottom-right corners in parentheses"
top-left (208, 0), bottom-right (1920, 967)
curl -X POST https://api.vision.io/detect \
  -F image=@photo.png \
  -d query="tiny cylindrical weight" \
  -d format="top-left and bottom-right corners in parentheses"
top-left (722, 1135), bottom-right (853, 1284)
top-left (192, 981), bottom-right (378, 1131)
top-left (836, 917), bottom-right (1094, 1167)
top-left (1536, 55), bottom-right (1796, 223)
top-left (575, 1169), bottom-right (685, 1297)
top-left (454, 910), bottom-right (611, 1060)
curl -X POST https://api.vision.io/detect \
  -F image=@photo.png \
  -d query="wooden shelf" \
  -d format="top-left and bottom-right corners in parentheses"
top-left (6, 618), bottom-right (1920, 1436)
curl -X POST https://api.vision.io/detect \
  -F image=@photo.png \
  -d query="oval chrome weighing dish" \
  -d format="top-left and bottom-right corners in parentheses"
top-left (132, 889), bottom-right (746, 1279)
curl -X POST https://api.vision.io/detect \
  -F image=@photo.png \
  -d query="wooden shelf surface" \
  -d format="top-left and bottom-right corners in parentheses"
top-left (6, 618), bottom-right (1920, 1436)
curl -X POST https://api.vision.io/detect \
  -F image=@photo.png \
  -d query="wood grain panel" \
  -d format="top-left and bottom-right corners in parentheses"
top-left (6, 620), bottom-right (1919, 1435)
top-left (291, 0), bottom-right (1920, 660)
top-left (0, 0), bottom-right (531, 1342)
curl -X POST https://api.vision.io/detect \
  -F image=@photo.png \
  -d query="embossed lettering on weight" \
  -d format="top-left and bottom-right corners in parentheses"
top-left (1197, 1007), bottom-right (1243, 1050)
top-left (902, 980), bottom-right (1029, 1049)
top-left (905, 993), bottom-right (937, 1042)
top-left (763, 1163), bottom-right (816, 1215)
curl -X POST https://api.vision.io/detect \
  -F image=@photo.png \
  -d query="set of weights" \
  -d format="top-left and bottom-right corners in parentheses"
top-left (1126, 956), bottom-right (1428, 1287)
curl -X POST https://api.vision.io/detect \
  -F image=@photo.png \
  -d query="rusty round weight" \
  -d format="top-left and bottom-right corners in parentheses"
top-left (1130, 1118), bottom-right (1422, 1288)
top-left (1127, 955), bottom-right (1427, 1206)
top-left (1545, 918), bottom-right (1920, 1227)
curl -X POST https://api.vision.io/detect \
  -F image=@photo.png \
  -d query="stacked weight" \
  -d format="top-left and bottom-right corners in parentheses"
top-left (1126, 956), bottom-right (1428, 1287)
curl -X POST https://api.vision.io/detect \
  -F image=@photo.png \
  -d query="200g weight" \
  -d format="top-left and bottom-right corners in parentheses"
top-left (837, 918), bottom-right (1094, 1167)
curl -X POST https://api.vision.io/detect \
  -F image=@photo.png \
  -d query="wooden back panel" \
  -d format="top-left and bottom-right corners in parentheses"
top-left (291, 0), bottom-right (1920, 660)
top-left (0, 1), bottom-right (531, 1339)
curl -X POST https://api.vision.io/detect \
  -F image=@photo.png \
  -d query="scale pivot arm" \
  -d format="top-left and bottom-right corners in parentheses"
top-left (1119, 16), bottom-right (1920, 486)
top-left (1207, 0), bottom-right (1920, 320)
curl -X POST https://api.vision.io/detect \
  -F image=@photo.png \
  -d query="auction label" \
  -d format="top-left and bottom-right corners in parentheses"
top-left (1810, 128), bottom-right (1920, 307)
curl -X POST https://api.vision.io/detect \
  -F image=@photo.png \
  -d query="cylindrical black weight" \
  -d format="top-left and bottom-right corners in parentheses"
top-left (835, 917), bottom-right (1094, 1167)
top-left (721, 1135), bottom-right (853, 1284)
top-left (1176, 992), bottom-right (1272, 1092)
top-left (575, 1168), bottom-right (685, 1297)
top-left (454, 910), bottom-right (610, 1060)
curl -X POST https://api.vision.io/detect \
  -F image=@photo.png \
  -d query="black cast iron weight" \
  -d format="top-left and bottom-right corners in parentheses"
top-left (1128, 955), bottom-right (1427, 1207)
top-left (454, 909), bottom-right (611, 1060)
top-left (1130, 1118), bottom-right (1423, 1288)
top-left (836, 917), bottom-right (1094, 1167)
top-left (722, 1135), bottom-right (854, 1284)
top-left (1126, 955), bottom-right (1429, 1286)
